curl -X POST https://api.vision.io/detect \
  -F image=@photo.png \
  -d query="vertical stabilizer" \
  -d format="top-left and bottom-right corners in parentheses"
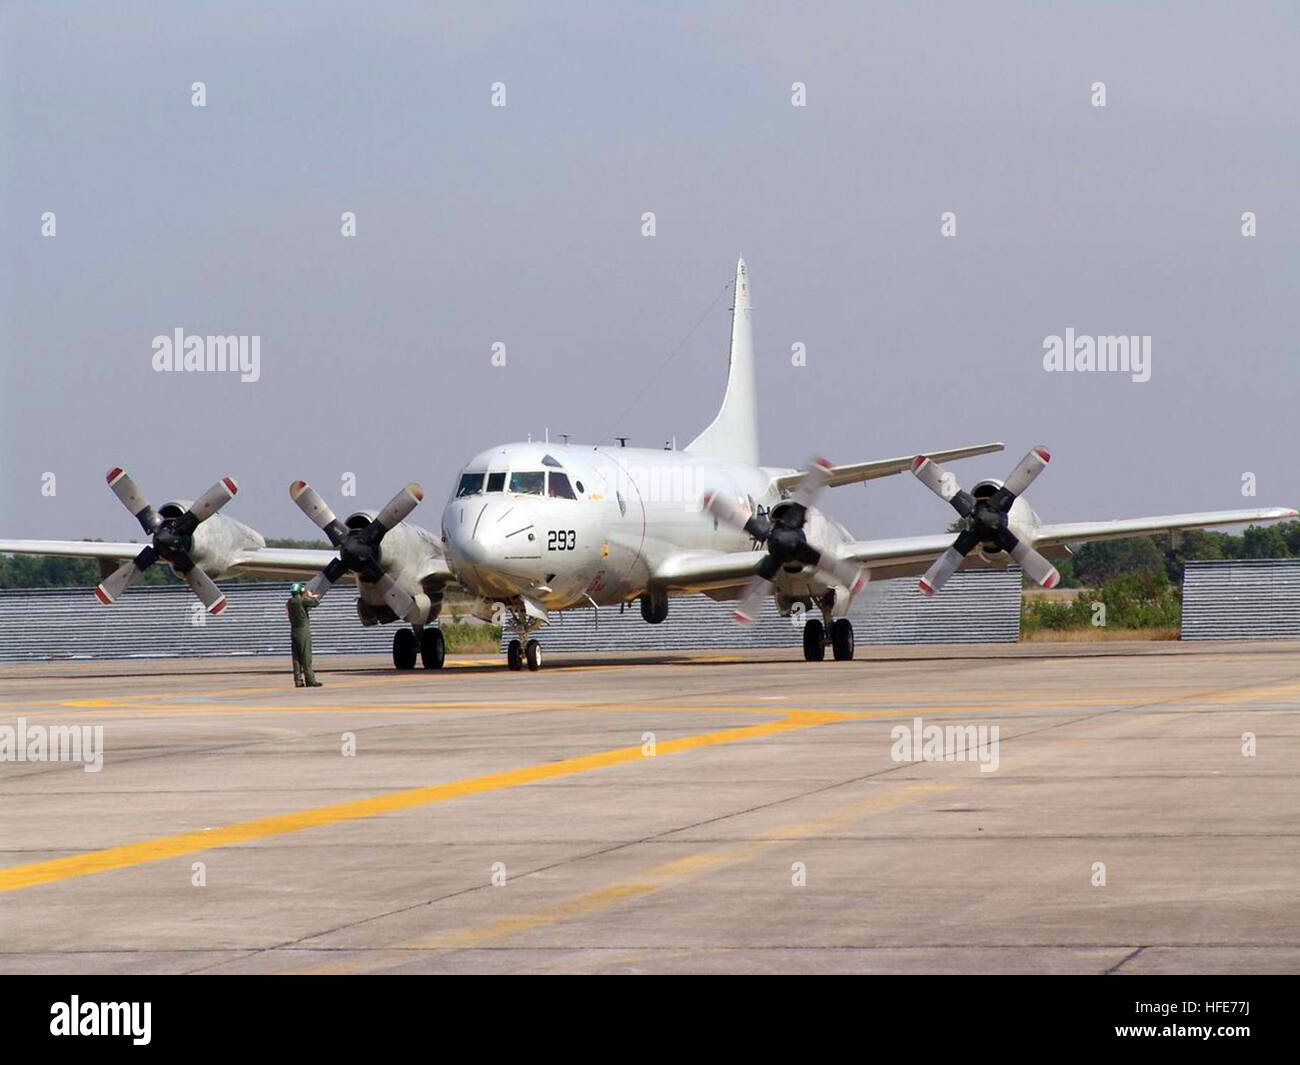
top-left (685, 257), bottom-right (759, 466)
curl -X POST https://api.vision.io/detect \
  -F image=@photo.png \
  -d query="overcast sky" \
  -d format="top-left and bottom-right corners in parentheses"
top-left (2, 1), bottom-right (1296, 543)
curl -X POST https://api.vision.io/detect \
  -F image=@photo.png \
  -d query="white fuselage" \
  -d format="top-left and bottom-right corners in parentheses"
top-left (439, 442), bottom-right (845, 611)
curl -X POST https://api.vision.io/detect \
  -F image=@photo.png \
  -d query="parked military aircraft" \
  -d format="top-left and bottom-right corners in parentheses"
top-left (1, 258), bottom-right (1293, 670)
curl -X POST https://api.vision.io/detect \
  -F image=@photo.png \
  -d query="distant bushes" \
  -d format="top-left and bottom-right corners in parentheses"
top-left (1022, 567), bottom-right (1181, 635)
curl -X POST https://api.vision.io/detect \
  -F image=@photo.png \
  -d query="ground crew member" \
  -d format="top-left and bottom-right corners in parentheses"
top-left (286, 582), bottom-right (323, 687)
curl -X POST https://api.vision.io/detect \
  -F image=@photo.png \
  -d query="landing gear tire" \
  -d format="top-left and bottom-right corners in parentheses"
top-left (420, 627), bottom-right (445, 669)
top-left (393, 627), bottom-right (417, 670)
top-left (831, 618), bottom-right (855, 661)
top-left (802, 618), bottom-right (825, 662)
top-left (507, 639), bottom-right (523, 671)
top-left (525, 639), bottom-right (543, 671)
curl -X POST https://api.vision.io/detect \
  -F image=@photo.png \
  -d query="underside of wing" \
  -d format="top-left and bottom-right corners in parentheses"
top-left (652, 549), bottom-right (768, 591)
top-left (228, 547), bottom-right (460, 590)
top-left (769, 441), bottom-right (1004, 493)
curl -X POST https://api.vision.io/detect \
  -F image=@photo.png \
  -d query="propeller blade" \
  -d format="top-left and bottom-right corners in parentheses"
top-left (290, 480), bottom-right (348, 545)
top-left (306, 557), bottom-right (349, 599)
top-left (731, 574), bottom-right (772, 626)
top-left (371, 482), bottom-right (424, 534)
top-left (918, 528), bottom-right (983, 597)
top-left (94, 546), bottom-right (156, 604)
top-left (106, 467), bottom-right (158, 533)
top-left (702, 491), bottom-right (754, 532)
top-left (790, 456), bottom-right (835, 512)
top-left (818, 555), bottom-right (869, 596)
top-left (1007, 538), bottom-right (1060, 589)
top-left (182, 565), bottom-right (227, 614)
top-left (373, 571), bottom-right (418, 623)
top-left (186, 476), bottom-right (239, 525)
top-left (911, 456), bottom-right (975, 518)
top-left (999, 446), bottom-right (1050, 500)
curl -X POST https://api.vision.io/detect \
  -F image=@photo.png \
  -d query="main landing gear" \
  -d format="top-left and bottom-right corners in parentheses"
top-left (506, 637), bottom-right (543, 672)
top-left (393, 626), bottom-right (445, 670)
top-left (802, 617), bottom-right (855, 662)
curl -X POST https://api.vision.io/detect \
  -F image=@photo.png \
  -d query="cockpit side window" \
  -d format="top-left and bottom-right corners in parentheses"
top-left (547, 472), bottom-right (576, 499)
top-left (485, 472), bottom-right (505, 493)
top-left (455, 473), bottom-right (484, 498)
top-left (509, 471), bottom-right (545, 496)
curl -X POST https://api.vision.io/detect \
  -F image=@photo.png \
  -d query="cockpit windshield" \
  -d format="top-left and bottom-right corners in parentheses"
top-left (485, 472), bottom-right (505, 493)
top-left (455, 473), bottom-right (484, 497)
top-left (509, 471), bottom-right (545, 496)
top-left (547, 472), bottom-right (576, 499)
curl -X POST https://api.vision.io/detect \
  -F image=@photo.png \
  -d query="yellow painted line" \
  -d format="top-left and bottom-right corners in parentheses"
top-left (289, 779), bottom-right (957, 972)
top-left (0, 710), bottom-right (848, 894)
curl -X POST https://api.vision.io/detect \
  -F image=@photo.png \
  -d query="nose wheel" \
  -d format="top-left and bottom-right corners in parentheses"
top-left (506, 638), bottom-right (544, 671)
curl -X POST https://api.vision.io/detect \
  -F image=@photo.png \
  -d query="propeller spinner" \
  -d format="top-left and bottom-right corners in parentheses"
top-left (289, 479), bottom-right (423, 624)
top-left (703, 457), bottom-right (867, 625)
top-left (911, 445), bottom-right (1060, 596)
top-left (96, 467), bottom-right (237, 613)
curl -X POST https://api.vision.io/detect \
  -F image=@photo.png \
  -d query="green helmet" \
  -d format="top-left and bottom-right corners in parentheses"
top-left (290, 582), bottom-right (305, 595)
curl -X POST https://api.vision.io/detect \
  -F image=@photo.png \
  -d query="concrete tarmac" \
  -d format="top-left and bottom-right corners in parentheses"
top-left (1, 641), bottom-right (1298, 974)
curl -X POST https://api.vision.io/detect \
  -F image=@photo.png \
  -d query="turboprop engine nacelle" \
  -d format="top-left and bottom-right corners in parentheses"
top-left (342, 511), bottom-right (441, 624)
top-left (156, 501), bottom-right (266, 578)
top-left (968, 479), bottom-right (1042, 560)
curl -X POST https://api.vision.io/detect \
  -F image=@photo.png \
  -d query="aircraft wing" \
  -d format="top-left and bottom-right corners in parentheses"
top-left (769, 441), bottom-right (1004, 493)
top-left (1028, 508), bottom-right (1299, 550)
top-left (0, 539), bottom-right (143, 563)
top-left (652, 549), bottom-right (768, 591)
top-left (836, 506), bottom-right (1298, 581)
top-left (0, 540), bottom-right (460, 588)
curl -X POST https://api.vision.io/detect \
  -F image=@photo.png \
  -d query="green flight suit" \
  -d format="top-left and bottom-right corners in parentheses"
top-left (287, 592), bottom-right (321, 686)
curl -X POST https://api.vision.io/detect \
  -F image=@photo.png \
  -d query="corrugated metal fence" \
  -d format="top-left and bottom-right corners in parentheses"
top-left (503, 569), bottom-right (1022, 651)
top-left (1181, 559), bottom-right (1300, 640)
top-left (0, 583), bottom-right (393, 662)
top-left (0, 569), bottom-right (1022, 663)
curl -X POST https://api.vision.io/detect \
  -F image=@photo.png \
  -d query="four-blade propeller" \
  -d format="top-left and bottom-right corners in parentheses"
top-left (703, 457), bottom-right (867, 625)
top-left (911, 445), bottom-right (1059, 596)
top-left (96, 467), bottom-right (237, 613)
top-left (289, 479), bottom-right (423, 623)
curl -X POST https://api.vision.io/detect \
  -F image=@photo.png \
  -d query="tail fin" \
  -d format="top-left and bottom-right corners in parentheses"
top-left (685, 256), bottom-right (759, 466)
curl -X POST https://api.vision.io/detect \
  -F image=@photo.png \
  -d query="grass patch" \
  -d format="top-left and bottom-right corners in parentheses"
top-left (439, 622), bottom-right (502, 653)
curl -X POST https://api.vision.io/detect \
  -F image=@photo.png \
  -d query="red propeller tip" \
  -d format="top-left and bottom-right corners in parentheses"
top-left (411, 487), bottom-right (424, 501)
top-left (222, 477), bottom-right (238, 495)
top-left (106, 467), bottom-right (123, 483)
top-left (1042, 571), bottom-right (1060, 590)
top-left (94, 586), bottom-right (112, 604)
top-left (1034, 447), bottom-right (1051, 462)
top-left (732, 610), bottom-right (753, 625)
top-left (918, 579), bottom-right (935, 597)
top-left (210, 597), bottom-right (228, 615)
top-left (911, 455), bottom-right (927, 472)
